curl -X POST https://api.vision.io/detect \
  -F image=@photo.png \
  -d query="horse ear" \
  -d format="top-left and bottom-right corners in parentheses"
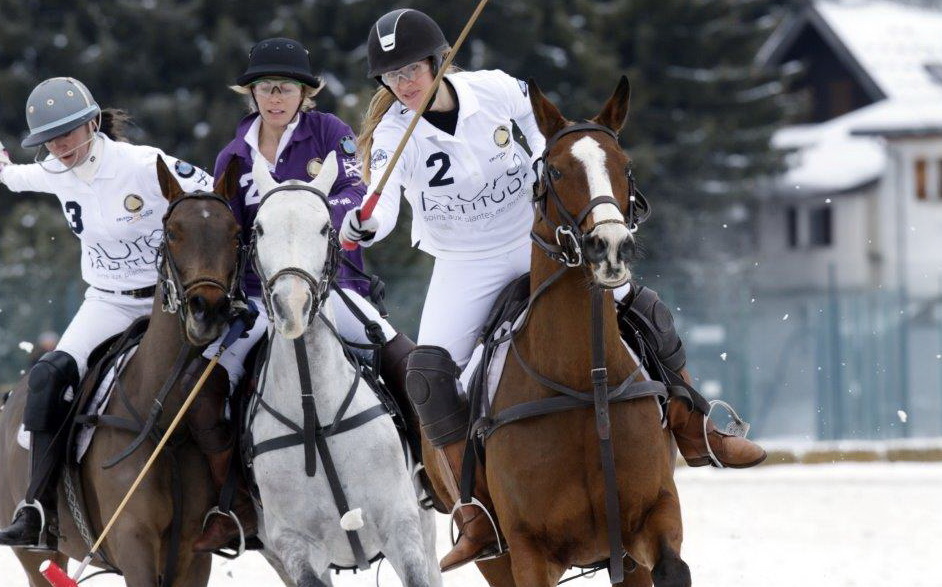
top-left (156, 155), bottom-right (185, 203)
top-left (593, 75), bottom-right (631, 133)
top-left (214, 156), bottom-right (242, 203)
top-left (528, 78), bottom-right (567, 140)
top-left (251, 154), bottom-right (278, 199)
top-left (310, 151), bottom-right (339, 195)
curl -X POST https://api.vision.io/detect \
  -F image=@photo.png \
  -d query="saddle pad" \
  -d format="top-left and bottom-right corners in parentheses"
top-left (461, 309), bottom-right (657, 413)
top-left (76, 346), bottom-right (138, 462)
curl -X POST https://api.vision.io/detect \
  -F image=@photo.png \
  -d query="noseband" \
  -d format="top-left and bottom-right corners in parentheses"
top-left (530, 122), bottom-right (650, 268)
top-left (250, 184), bottom-right (339, 327)
top-left (159, 192), bottom-right (245, 323)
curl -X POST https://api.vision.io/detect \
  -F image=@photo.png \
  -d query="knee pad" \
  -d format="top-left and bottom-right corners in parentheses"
top-left (24, 351), bottom-right (79, 432)
top-left (619, 286), bottom-right (687, 373)
top-left (405, 346), bottom-right (468, 447)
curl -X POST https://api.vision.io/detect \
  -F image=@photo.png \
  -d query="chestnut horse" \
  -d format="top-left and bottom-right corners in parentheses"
top-left (0, 157), bottom-right (243, 586)
top-left (448, 77), bottom-right (691, 586)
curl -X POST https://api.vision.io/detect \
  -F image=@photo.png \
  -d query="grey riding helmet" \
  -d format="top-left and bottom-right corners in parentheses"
top-left (237, 37), bottom-right (321, 87)
top-left (21, 77), bottom-right (100, 148)
top-left (366, 8), bottom-right (449, 79)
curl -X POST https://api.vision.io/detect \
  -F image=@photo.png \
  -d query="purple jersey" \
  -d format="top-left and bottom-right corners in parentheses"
top-left (215, 110), bottom-right (368, 298)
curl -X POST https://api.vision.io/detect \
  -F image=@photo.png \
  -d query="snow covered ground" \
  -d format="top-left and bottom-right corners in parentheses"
top-left (2, 461), bottom-right (939, 586)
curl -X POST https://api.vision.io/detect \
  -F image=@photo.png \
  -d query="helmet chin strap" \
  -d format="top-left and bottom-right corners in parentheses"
top-left (34, 117), bottom-right (101, 174)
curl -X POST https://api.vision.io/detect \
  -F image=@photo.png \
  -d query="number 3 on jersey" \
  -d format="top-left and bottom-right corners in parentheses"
top-left (64, 201), bottom-right (84, 234)
top-left (426, 152), bottom-right (454, 187)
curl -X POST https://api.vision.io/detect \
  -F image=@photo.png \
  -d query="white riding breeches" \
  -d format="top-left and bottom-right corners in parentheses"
top-left (418, 243), bottom-right (531, 370)
top-left (56, 287), bottom-right (154, 378)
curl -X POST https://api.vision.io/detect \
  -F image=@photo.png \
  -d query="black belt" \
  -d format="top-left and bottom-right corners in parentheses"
top-left (92, 285), bottom-right (157, 299)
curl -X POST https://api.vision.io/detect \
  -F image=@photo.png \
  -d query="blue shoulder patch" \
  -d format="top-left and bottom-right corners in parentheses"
top-left (339, 135), bottom-right (357, 156)
top-left (174, 159), bottom-right (195, 178)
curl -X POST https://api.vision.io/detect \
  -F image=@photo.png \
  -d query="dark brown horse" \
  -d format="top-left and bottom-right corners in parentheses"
top-left (0, 157), bottom-right (243, 586)
top-left (423, 77), bottom-right (690, 587)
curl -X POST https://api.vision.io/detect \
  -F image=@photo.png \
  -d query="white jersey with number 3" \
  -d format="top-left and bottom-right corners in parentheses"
top-left (368, 69), bottom-right (546, 260)
top-left (0, 134), bottom-right (212, 291)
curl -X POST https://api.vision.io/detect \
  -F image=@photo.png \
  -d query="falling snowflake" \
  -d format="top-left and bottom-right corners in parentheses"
top-left (18, 341), bottom-right (34, 353)
top-left (720, 352), bottom-right (728, 361)
top-left (782, 314), bottom-right (789, 321)
top-left (897, 410), bottom-right (908, 423)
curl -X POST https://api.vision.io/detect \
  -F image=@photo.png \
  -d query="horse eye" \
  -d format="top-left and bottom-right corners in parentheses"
top-left (255, 224), bottom-right (264, 237)
top-left (320, 222), bottom-right (330, 236)
top-left (549, 166), bottom-right (562, 181)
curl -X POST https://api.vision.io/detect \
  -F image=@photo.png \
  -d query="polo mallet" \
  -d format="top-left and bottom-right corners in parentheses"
top-left (340, 0), bottom-right (490, 251)
top-left (40, 310), bottom-right (255, 587)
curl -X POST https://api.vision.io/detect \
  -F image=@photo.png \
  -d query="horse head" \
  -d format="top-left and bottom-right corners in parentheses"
top-left (529, 76), bottom-right (644, 289)
top-left (250, 153), bottom-right (339, 339)
top-left (156, 156), bottom-right (243, 345)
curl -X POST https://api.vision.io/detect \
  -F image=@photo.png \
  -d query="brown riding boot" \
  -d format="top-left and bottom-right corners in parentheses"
top-left (667, 399), bottom-right (767, 468)
top-left (191, 446), bottom-right (258, 553)
top-left (437, 439), bottom-right (501, 572)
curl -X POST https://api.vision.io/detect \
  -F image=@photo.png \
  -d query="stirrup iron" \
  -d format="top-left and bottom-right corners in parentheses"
top-left (448, 497), bottom-right (506, 561)
top-left (12, 499), bottom-right (53, 551)
top-left (703, 399), bottom-right (752, 469)
top-left (201, 506), bottom-right (246, 559)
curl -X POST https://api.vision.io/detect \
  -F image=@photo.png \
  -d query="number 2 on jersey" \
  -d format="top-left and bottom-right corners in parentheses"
top-left (426, 152), bottom-right (455, 187)
top-left (64, 201), bottom-right (84, 234)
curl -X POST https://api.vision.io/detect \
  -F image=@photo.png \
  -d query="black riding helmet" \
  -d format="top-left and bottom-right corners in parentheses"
top-left (366, 9), bottom-right (449, 80)
top-left (237, 37), bottom-right (321, 87)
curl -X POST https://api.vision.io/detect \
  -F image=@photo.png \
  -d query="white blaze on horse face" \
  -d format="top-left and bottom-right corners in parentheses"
top-left (570, 136), bottom-right (631, 286)
top-left (570, 136), bottom-right (624, 225)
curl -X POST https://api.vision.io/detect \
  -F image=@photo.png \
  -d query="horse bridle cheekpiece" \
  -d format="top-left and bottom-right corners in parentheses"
top-left (158, 192), bottom-right (247, 318)
top-left (250, 184), bottom-right (340, 326)
top-left (531, 122), bottom-right (651, 268)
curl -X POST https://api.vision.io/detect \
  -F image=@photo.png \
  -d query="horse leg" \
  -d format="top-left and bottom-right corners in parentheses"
top-left (14, 548), bottom-right (67, 587)
top-left (380, 515), bottom-right (436, 587)
top-left (504, 537), bottom-right (566, 587)
top-left (418, 507), bottom-right (444, 587)
top-left (624, 489), bottom-right (690, 587)
top-left (475, 554), bottom-right (518, 587)
top-left (273, 531), bottom-right (329, 587)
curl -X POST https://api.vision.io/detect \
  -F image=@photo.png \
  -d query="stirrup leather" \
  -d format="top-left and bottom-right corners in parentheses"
top-left (703, 399), bottom-right (752, 469)
top-left (200, 506), bottom-right (246, 559)
top-left (11, 499), bottom-right (53, 551)
top-left (448, 497), bottom-right (507, 561)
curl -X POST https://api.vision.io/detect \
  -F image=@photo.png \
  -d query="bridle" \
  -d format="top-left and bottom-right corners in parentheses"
top-left (158, 192), bottom-right (246, 322)
top-left (530, 122), bottom-right (650, 269)
top-left (249, 184), bottom-right (339, 327)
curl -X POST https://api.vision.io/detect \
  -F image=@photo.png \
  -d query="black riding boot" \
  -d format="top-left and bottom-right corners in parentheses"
top-left (0, 350), bottom-right (78, 548)
top-left (182, 357), bottom-right (257, 553)
top-left (0, 432), bottom-right (61, 547)
top-left (380, 333), bottom-right (422, 461)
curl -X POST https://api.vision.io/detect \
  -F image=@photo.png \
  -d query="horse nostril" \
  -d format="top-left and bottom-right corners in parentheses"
top-left (618, 238), bottom-right (636, 262)
top-left (189, 296), bottom-right (207, 320)
top-left (584, 235), bottom-right (607, 264)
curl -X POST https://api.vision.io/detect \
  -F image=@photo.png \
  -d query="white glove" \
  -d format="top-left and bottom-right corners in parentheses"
top-left (340, 208), bottom-right (379, 247)
top-left (0, 138), bottom-right (10, 168)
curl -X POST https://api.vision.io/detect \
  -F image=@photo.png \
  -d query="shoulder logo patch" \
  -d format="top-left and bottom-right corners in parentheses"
top-left (370, 149), bottom-right (389, 170)
top-left (174, 159), bottom-right (195, 178)
top-left (517, 79), bottom-right (528, 97)
top-left (339, 135), bottom-right (357, 156)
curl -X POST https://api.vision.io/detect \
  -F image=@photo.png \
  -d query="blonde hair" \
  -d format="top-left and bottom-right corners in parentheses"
top-left (229, 79), bottom-right (324, 113)
top-left (356, 60), bottom-right (459, 185)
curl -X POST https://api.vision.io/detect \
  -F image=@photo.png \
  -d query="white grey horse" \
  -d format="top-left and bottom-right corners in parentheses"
top-left (248, 154), bottom-right (441, 587)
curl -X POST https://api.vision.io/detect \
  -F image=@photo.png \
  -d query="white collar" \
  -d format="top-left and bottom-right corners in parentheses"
top-left (71, 134), bottom-right (104, 184)
top-left (245, 114), bottom-right (301, 169)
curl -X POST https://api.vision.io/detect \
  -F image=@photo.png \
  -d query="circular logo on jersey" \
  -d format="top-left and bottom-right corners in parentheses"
top-left (370, 149), bottom-right (389, 170)
top-left (174, 159), bottom-right (195, 178)
top-left (339, 135), bottom-right (357, 156)
top-left (124, 194), bottom-right (145, 213)
top-left (494, 125), bottom-right (511, 148)
top-left (307, 158), bottom-right (323, 178)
